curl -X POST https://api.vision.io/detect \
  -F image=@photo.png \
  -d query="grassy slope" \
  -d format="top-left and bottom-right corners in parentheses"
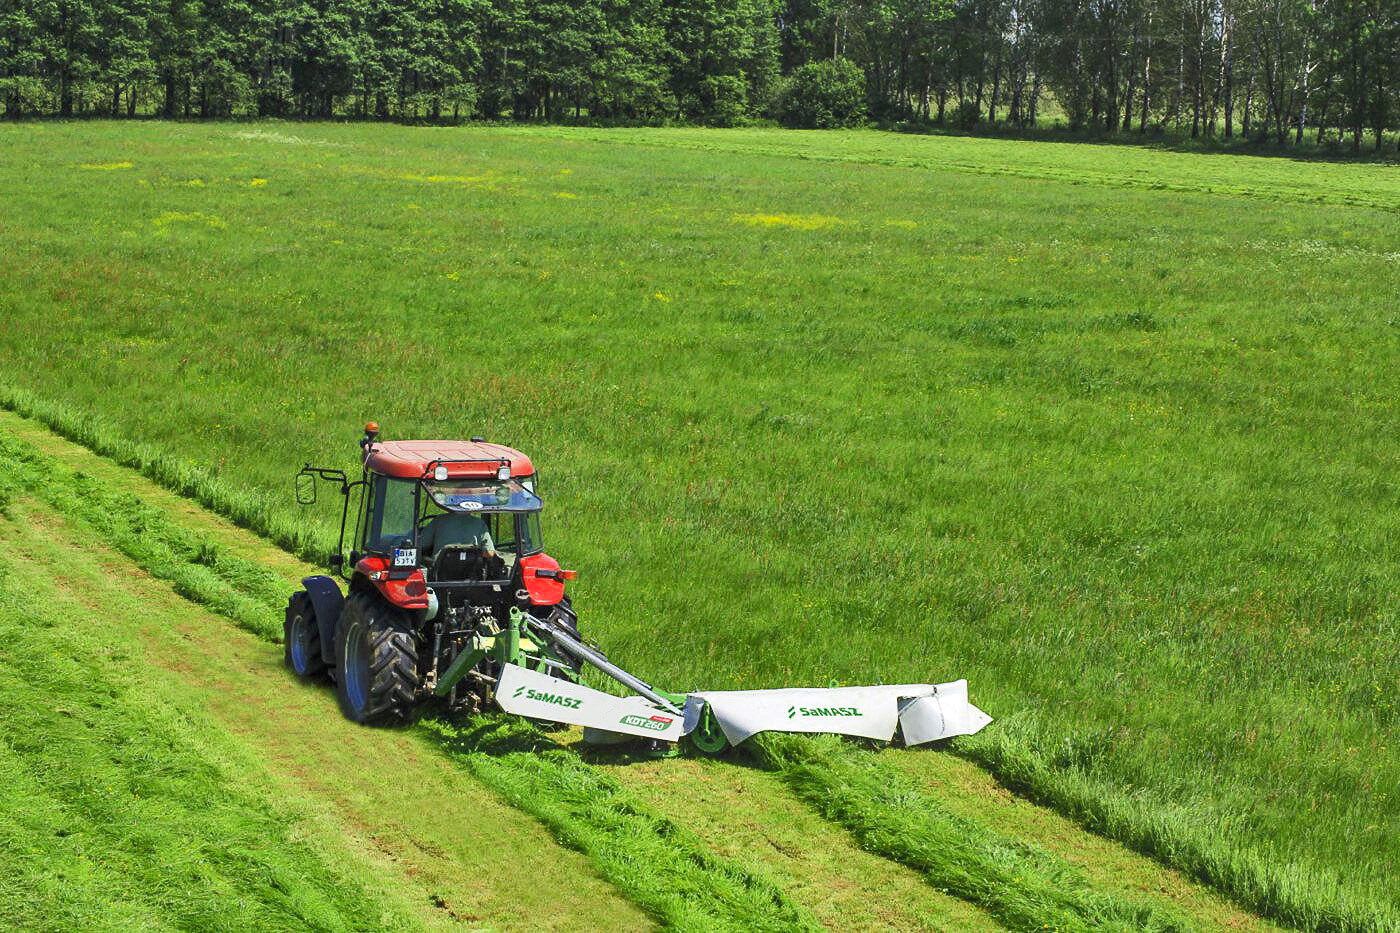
top-left (1, 122), bottom-right (1397, 926)
top-left (0, 408), bottom-right (1272, 932)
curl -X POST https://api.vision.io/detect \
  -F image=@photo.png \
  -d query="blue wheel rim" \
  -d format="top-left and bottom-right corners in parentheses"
top-left (290, 614), bottom-right (309, 672)
top-left (344, 621), bottom-right (368, 713)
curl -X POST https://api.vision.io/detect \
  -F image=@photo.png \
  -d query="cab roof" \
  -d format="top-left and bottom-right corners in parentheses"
top-left (364, 440), bottom-right (534, 480)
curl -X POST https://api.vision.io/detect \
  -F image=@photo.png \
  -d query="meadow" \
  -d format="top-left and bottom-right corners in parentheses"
top-left (1, 121), bottom-right (1398, 928)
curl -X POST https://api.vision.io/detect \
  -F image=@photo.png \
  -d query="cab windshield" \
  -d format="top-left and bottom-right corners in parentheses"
top-left (425, 478), bottom-right (542, 513)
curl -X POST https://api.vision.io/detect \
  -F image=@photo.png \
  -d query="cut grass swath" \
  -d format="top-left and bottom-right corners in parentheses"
top-left (0, 427), bottom-right (287, 641)
top-left (424, 717), bottom-right (819, 933)
top-left (749, 733), bottom-right (1188, 933)
top-left (0, 557), bottom-right (415, 932)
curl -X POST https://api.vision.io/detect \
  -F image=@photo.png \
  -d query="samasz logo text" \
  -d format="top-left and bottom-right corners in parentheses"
top-left (514, 685), bottom-right (582, 709)
top-left (788, 705), bottom-right (864, 719)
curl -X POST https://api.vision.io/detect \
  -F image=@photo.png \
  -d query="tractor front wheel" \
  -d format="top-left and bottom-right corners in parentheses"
top-left (284, 592), bottom-right (328, 682)
top-left (334, 591), bottom-right (418, 725)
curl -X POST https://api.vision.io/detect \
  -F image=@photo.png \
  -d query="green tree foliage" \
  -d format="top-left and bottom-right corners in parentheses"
top-left (777, 55), bottom-right (866, 125)
top-left (2, 0), bottom-right (1396, 146)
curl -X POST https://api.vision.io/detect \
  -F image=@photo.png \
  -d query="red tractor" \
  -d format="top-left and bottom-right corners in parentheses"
top-left (286, 422), bottom-right (583, 725)
top-left (285, 423), bottom-right (992, 752)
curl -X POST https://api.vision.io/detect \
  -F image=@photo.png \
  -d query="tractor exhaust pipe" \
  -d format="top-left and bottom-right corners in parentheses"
top-left (523, 613), bottom-right (683, 716)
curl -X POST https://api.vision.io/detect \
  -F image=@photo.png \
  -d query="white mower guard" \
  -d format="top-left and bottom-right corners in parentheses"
top-left (684, 681), bottom-right (992, 746)
top-left (494, 661), bottom-right (991, 748)
top-left (496, 663), bottom-right (687, 741)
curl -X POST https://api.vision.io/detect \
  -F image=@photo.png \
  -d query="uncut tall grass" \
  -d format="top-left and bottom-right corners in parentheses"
top-left (2, 121), bottom-right (1398, 923)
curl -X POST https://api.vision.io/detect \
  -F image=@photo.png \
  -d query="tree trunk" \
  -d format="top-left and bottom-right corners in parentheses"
top-left (1243, 51), bottom-right (1254, 136)
top-left (1223, 33), bottom-right (1234, 137)
top-left (989, 53), bottom-right (1001, 125)
top-left (1123, 32), bottom-right (1138, 132)
top-left (1141, 32), bottom-right (1152, 132)
top-left (1174, 6), bottom-right (1186, 129)
top-left (1295, 60), bottom-right (1310, 144)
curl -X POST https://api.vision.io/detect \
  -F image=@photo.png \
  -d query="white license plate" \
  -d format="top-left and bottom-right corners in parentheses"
top-left (392, 548), bottom-right (418, 567)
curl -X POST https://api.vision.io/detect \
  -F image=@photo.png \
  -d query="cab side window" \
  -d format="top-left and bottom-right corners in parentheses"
top-left (366, 476), bottom-right (416, 550)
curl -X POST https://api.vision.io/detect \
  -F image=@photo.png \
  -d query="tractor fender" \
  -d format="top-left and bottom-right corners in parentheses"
top-left (519, 552), bottom-right (567, 606)
top-left (302, 575), bottom-right (345, 666)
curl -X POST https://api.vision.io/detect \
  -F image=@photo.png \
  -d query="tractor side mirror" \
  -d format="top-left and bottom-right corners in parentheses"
top-left (295, 471), bottom-right (317, 506)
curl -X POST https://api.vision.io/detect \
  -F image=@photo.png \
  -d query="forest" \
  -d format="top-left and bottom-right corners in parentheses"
top-left (2, 0), bottom-right (1397, 149)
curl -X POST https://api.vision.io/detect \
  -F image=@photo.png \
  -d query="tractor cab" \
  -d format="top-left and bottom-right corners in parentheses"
top-left (289, 422), bottom-right (584, 724)
top-left (296, 423), bottom-right (575, 621)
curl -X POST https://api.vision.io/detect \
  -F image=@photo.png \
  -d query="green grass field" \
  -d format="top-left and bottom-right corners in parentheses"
top-left (2, 121), bottom-right (1398, 929)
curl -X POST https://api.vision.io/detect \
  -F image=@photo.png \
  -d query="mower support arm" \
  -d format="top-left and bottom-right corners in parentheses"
top-left (522, 612), bottom-right (684, 716)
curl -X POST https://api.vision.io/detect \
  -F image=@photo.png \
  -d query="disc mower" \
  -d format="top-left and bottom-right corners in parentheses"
top-left (286, 422), bottom-right (990, 752)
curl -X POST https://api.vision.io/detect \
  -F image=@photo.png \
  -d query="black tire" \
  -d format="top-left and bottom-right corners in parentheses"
top-left (284, 592), bottom-right (328, 682)
top-left (334, 591), bottom-right (418, 725)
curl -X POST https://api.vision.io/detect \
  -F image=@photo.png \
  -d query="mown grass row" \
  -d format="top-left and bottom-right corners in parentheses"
top-left (6, 389), bottom-right (1395, 931)
top-left (425, 717), bottom-right (816, 933)
top-left (0, 427), bottom-right (818, 933)
top-left (748, 733), bottom-right (1186, 933)
top-left (0, 555), bottom-right (413, 931)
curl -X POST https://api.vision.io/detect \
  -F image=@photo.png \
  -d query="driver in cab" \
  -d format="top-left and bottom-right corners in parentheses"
top-left (420, 511), bottom-right (495, 558)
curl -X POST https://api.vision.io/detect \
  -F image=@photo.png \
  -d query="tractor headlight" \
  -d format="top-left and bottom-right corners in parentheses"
top-left (434, 465), bottom-right (448, 481)
top-left (497, 463), bottom-right (510, 480)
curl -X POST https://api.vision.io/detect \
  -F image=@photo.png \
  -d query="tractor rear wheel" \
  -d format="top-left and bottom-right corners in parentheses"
top-left (334, 591), bottom-right (418, 725)
top-left (284, 592), bottom-right (328, 682)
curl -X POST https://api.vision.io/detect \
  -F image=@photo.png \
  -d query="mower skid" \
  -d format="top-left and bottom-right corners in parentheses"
top-left (495, 664), bottom-right (686, 742)
top-left (683, 681), bottom-right (991, 748)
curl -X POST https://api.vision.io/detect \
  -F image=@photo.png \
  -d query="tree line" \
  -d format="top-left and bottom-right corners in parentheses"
top-left (2, 0), bottom-right (1396, 150)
